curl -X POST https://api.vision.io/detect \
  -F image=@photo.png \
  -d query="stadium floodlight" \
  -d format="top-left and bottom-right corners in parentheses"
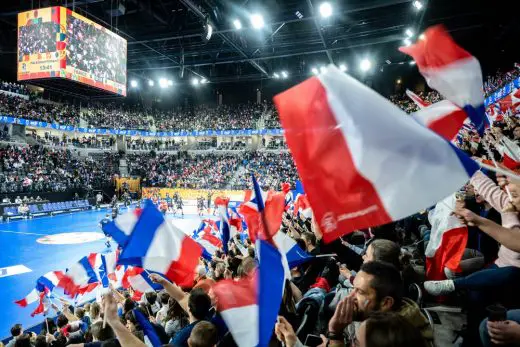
top-left (159, 78), bottom-right (168, 88)
top-left (204, 24), bottom-right (213, 41)
top-left (403, 38), bottom-right (412, 46)
top-left (319, 2), bottom-right (333, 18)
top-left (191, 78), bottom-right (200, 86)
top-left (405, 28), bottom-right (414, 37)
top-left (148, 80), bottom-right (154, 87)
top-left (320, 66), bottom-right (327, 73)
top-left (339, 64), bottom-right (347, 72)
top-left (413, 1), bottom-right (423, 10)
top-left (250, 14), bottom-right (265, 29)
top-left (273, 73), bottom-right (280, 79)
top-left (419, 33), bottom-right (425, 40)
top-left (200, 78), bottom-right (208, 84)
top-left (233, 19), bottom-right (242, 30)
top-left (409, 61), bottom-right (416, 65)
top-left (311, 67), bottom-right (319, 75)
top-left (281, 71), bottom-right (288, 78)
top-left (168, 80), bottom-right (173, 86)
top-left (396, 79), bottom-right (402, 84)
top-left (130, 80), bottom-right (138, 88)
top-left (360, 59), bottom-right (372, 72)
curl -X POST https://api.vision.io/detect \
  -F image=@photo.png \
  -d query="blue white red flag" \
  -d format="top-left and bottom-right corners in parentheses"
top-left (239, 174), bottom-right (285, 242)
top-left (110, 201), bottom-right (202, 288)
top-left (399, 25), bottom-right (488, 136)
top-left (212, 240), bottom-right (287, 347)
top-left (274, 64), bottom-right (479, 243)
top-left (215, 197), bottom-right (231, 253)
top-left (133, 309), bottom-right (162, 347)
top-left (61, 256), bottom-right (99, 297)
top-left (406, 89), bottom-right (431, 109)
top-left (412, 100), bottom-right (468, 141)
top-left (102, 208), bottom-right (142, 247)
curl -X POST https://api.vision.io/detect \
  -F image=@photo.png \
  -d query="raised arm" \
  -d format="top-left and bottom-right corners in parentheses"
top-left (148, 273), bottom-right (189, 313)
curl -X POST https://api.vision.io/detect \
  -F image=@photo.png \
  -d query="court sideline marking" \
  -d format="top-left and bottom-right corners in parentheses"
top-left (0, 229), bottom-right (49, 236)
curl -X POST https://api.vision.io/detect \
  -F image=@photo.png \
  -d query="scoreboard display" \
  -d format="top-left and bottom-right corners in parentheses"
top-left (17, 7), bottom-right (127, 96)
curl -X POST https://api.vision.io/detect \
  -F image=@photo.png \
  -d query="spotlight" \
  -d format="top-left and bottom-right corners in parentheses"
top-left (319, 2), bottom-right (333, 18)
top-left (233, 19), bottom-right (242, 30)
top-left (311, 67), bottom-right (319, 75)
top-left (413, 1), bottom-right (423, 10)
top-left (200, 78), bottom-right (208, 84)
top-left (191, 78), bottom-right (200, 86)
top-left (409, 61), bottom-right (416, 65)
top-left (130, 80), bottom-right (138, 88)
top-left (405, 28), bottom-right (414, 37)
top-left (360, 59), bottom-right (372, 72)
top-left (385, 60), bottom-right (392, 65)
top-left (339, 64), bottom-right (347, 72)
top-left (273, 73), bottom-right (280, 79)
top-left (403, 38), bottom-right (412, 46)
top-left (168, 80), bottom-right (173, 86)
top-left (159, 78), bottom-right (168, 88)
top-left (396, 79), bottom-right (402, 84)
top-left (250, 14), bottom-right (264, 29)
top-left (419, 33), bottom-right (425, 40)
top-left (148, 80), bottom-right (154, 87)
top-left (320, 66), bottom-right (327, 73)
top-left (281, 71), bottom-right (288, 78)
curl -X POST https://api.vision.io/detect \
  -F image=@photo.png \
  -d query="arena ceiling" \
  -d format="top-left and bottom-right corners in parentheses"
top-left (0, 0), bottom-right (517, 97)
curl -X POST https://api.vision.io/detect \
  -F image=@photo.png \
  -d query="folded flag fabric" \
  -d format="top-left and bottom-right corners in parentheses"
top-left (240, 174), bottom-right (285, 243)
top-left (15, 288), bottom-right (41, 307)
top-left (274, 64), bottom-right (479, 243)
top-left (425, 194), bottom-right (468, 280)
top-left (406, 89), bottom-right (431, 109)
top-left (112, 201), bottom-right (202, 288)
top-left (30, 289), bottom-right (49, 317)
top-left (399, 25), bottom-right (488, 135)
top-left (212, 240), bottom-right (287, 347)
top-left (412, 100), bottom-right (468, 141)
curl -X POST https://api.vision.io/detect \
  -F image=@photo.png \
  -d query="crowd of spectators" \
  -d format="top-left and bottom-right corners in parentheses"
top-left (484, 63), bottom-right (520, 96)
top-left (17, 22), bottom-right (57, 59)
top-left (0, 81), bottom-right (30, 96)
top-left (0, 145), bottom-right (118, 193)
top-left (390, 91), bottom-right (442, 114)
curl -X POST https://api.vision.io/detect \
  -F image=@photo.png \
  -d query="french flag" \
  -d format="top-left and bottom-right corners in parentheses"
top-left (399, 25), bottom-right (488, 136)
top-left (127, 269), bottom-right (163, 300)
top-left (412, 100), bottom-right (469, 141)
top-left (292, 181), bottom-right (312, 219)
top-left (499, 137), bottom-right (520, 169)
top-left (197, 232), bottom-right (223, 258)
top-left (61, 256), bottom-right (98, 297)
top-left (16, 270), bottom-right (65, 306)
top-left (212, 240), bottom-right (287, 347)
top-left (30, 290), bottom-right (50, 317)
top-left (274, 64), bottom-right (479, 243)
top-left (133, 309), bottom-right (162, 347)
top-left (425, 194), bottom-right (468, 280)
top-left (215, 196), bottom-right (231, 253)
top-left (15, 288), bottom-right (41, 307)
top-left (406, 89), bottom-right (431, 109)
top-left (102, 208), bottom-right (142, 247)
top-left (112, 201), bottom-right (202, 288)
top-left (240, 174), bottom-right (285, 243)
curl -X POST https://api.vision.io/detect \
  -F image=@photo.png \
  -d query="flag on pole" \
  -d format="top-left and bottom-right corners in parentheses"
top-left (499, 136), bottom-right (520, 169)
top-left (215, 197), bottom-right (231, 253)
top-left (133, 309), bottom-right (162, 347)
top-left (425, 194), bottom-right (468, 280)
top-left (212, 240), bottom-right (287, 347)
top-left (60, 256), bottom-right (99, 297)
top-left (108, 201), bottom-right (202, 288)
top-left (399, 25), bottom-right (488, 135)
top-left (274, 64), bottom-right (479, 243)
top-left (412, 100), bottom-right (468, 141)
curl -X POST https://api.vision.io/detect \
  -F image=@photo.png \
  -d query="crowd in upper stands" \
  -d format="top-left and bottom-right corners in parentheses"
top-left (484, 63), bottom-right (520, 96)
top-left (0, 145), bottom-right (119, 194)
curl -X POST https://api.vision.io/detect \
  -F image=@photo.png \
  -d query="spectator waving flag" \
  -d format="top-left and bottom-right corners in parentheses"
top-left (498, 136), bottom-right (520, 169)
top-left (108, 200), bottom-right (202, 288)
top-left (274, 64), bottom-right (479, 243)
top-left (399, 25), bottom-right (488, 136)
top-left (133, 309), bottom-right (162, 347)
top-left (212, 240), bottom-right (287, 347)
top-left (126, 268), bottom-right (163, 301)
top-left (426, 194), bottom-right (468, 280)
top-left (405, 89), bottom-right (431, 109)
top-left (16, 270), bottom-right (64, 307)
top-left (292, 181), bottom-right (312, 219)
top-left (102, 208), bottom-right (143, 247)
top-left (239, 174), bottom-right (285, 242)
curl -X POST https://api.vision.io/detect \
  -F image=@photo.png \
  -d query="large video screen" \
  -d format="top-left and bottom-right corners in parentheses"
top-left (17, 7), bottom-right (127, 96)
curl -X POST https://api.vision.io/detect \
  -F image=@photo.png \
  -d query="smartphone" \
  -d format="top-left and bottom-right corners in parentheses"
top-left (305, 334), bottom-right (323, 347)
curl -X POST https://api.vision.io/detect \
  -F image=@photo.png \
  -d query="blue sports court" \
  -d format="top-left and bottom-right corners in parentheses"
top-left (0, 206), bottom-right (208, 339)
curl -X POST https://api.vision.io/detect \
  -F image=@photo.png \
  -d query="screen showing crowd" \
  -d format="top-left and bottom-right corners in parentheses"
top-left (66, 13), bottom-right (126, 86)
top-left (17, 7), bottom-right (127, 96)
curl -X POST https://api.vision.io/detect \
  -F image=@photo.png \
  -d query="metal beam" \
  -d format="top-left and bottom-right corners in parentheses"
top-left (306, 0), bottom-right (333, 63)
top-left (178, 0), bottom-right (268, 77)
